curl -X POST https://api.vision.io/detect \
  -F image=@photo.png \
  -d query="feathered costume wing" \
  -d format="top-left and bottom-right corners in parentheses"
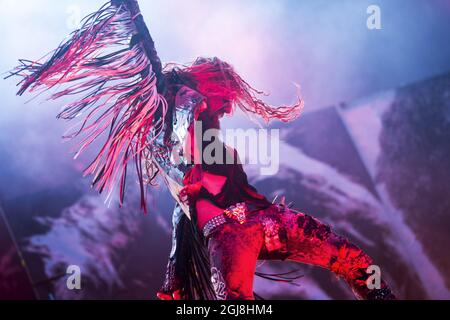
top-left (7, 0), bottom-right (167, 212)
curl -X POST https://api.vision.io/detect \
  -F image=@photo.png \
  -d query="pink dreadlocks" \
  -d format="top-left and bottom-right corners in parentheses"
top-left (165, 57), bottom-right (304, 123)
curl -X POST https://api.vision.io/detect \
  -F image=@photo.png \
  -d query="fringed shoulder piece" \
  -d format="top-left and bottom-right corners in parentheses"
top-left (6, 0), bottom-right (168, 212)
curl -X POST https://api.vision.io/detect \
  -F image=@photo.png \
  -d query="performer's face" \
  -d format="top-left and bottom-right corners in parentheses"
top-left (208, 96), bottom-right (233, 118)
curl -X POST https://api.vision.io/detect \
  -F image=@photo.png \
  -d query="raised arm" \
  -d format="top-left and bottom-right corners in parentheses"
top-left (7, 0), bottom-right (168, 212)
top-left (115, 0), bottom-right (166, 92)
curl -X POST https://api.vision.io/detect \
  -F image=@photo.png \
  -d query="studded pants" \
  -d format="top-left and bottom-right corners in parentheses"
top-left (206, 204), bottom-right (396, 300)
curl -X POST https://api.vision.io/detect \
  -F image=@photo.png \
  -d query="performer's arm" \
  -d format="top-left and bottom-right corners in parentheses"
top-left (8, 0), bottom-right (169, 212)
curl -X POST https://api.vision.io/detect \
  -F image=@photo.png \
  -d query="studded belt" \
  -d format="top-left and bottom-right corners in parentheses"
top-left (202, 202), bottom-right (248, 238)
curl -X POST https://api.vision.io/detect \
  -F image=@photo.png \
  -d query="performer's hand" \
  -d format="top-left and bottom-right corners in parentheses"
top-left (194, 101), bottom-right (208, 119)
top-left (179, 183), bottom-right (202, 206)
